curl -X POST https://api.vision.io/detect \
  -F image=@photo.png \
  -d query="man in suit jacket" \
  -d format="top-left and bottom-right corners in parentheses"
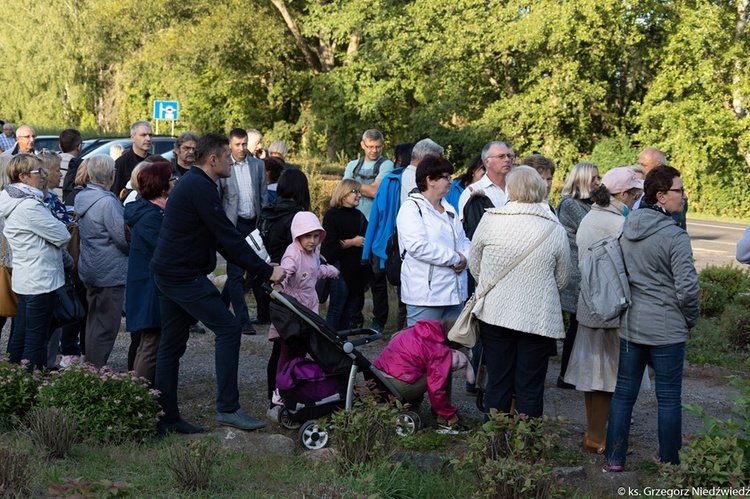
top-left (218, 128), bottom-right (268, 334)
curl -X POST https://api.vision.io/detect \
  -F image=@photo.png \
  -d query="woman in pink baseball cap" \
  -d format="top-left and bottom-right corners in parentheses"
top-left (563, 166), bottom-right (643, 454)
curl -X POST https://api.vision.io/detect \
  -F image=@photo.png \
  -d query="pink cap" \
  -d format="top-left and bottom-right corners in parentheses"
top-left (601, 167), bottom-right (644, 194)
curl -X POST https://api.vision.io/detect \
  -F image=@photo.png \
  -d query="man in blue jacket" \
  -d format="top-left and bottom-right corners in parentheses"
top-left (150, 133), bottom-right (285, 435)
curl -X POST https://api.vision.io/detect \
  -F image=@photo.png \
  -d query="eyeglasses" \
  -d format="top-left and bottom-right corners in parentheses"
top-left (350, 189), bottom-right (362, 195)
top-left (363, 144), bottom-right (383, 151)
top-left (26, 169), bottom-right (46, 175)
top-left (668, 188), bottom-right (685, 194)
top-left (169, 176), bottom-right (179, 182)
top-left (179, 145), bottom-right (196, 151)
top-left (486, 153), bottom-right (516, 161)
top-left (439, 174), bottom-right (452, 181)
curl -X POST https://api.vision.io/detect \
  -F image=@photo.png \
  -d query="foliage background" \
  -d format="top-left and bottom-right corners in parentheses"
top-left (3, 0), bottom-right (750, 216)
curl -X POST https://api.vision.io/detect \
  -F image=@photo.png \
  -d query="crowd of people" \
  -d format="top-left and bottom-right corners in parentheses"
top-left (0, 122), bottom-right (699, 472)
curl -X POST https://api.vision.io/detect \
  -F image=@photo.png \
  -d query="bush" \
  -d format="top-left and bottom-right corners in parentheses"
top-left (720, 303), bottom-right (750, 348)
top-left (699, 281), bottom-right (729, 317)
top-left (0, 447), bottom-right (33, 498)
top-left (329, 382), bottom-right (401, 473)
top-left (699, 265), bottom-right (750, 304)
top-left (0, 358), bottom-right (40, 429)
top-left (36, 364), bottom-right (160, 444)
top-left (24, 407), bottom-right (78, 459)
top-left (166, 437), bottom-right (220, 491)
top-left (453, 412), bottom-right (566, 498)
top-left (662, 376), bottom-right (750, 488)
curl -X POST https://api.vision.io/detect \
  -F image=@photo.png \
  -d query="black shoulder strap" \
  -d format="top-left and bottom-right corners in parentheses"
top-left (352, 156), bottom-right (387, 181)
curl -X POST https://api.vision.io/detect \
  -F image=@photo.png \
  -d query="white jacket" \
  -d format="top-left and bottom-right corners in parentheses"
top-left (397, 193), bottom-right (471, 306)
top-left (0, 190), bottom-right (70, 295)
top-left (469, 202), bottom-right (570, 339)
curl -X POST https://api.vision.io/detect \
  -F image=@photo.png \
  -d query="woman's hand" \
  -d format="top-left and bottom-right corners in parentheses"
top-left (452, 252), bottom-right (467, 273)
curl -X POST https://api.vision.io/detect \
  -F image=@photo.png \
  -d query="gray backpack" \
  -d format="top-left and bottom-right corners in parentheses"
top-left (579, 233), bottom-right (631, 321)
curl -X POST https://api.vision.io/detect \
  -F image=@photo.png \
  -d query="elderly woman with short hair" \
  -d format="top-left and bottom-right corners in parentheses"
top-left (74, 155), bottom-right (129, 368)
top-left (396, 155), bottom-right (471, 326)
top-left (321, 178), bottom-right (370, 330)
top-left (0, 154), bottom-right (71, 371)
top-left (125, 162), bottom-right (176, 384)
top-left (470, 165), bottom-right (570, 417)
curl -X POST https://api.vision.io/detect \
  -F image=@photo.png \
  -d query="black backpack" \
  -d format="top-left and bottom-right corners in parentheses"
top-left (352, 156), bottom-right (387, 181)
top-left (385, 200), bottom-right (422, 286)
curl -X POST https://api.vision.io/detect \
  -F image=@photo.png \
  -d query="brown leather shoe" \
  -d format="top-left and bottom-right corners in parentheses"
top-left (583, 433), bottom-right (605, 454)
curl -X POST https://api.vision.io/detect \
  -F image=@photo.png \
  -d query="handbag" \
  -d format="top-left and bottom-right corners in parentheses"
top-left (0, 237), bottom-right (17, 318)
top-left (447, 223), bottom-right (557, 347)
top-left (52, 278), bottom-right (86, 328)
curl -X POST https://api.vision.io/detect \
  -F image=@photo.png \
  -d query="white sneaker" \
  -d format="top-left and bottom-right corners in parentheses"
top-left (266, 405), bottom-right (282, 422)
top-left (59, 355), bottom-right (81, 369)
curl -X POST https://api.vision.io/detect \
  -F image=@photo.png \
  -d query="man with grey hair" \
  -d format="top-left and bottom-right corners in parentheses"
top-left (171, 131), bottom-right (198, 177)
top-left (634, 146), bottom-right (686, 229)
top-left (400, 138), bottom-right (445, 204)
top-left (111, 121), bottom-right (153, 196)
top-left (74, 155), bottom-right (129, 368)
top-left (457, 140), bottom-right (517, 219)
top-left (1, 125), bottom-right (36, 156)
top-left (344, 129), bottom-right (395, 221)
top-left (0, 123), bottom-right (15, 152)
top-left (247, 129), bottom-right (266, 159)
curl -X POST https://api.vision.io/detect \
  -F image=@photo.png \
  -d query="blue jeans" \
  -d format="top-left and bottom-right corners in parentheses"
top-left (9, 292), bottom-right (57, 371)
top-left (406, 303), bottom-right (464, 327)
top-left (220, 216), bottom-right (254, 327)
top-left (480, 321), bottom-right (554, 418)
top-left (605, 339), bottom-right (685, 466)
top-left (325, 271), bottom-right (364, 331)
top-left (154, 274), bottom-right (244, 423)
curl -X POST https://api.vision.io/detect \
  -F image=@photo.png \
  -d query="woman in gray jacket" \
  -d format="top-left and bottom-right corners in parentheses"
top-left (604, 166), bottom-right (699, 471)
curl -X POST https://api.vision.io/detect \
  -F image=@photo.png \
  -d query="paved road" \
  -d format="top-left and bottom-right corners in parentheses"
top-left (688, 218), bottom-right (747, 270)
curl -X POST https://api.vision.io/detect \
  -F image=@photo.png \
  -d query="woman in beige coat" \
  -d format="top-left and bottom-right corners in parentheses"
top-left (564, 167), bottom-right (642, 453)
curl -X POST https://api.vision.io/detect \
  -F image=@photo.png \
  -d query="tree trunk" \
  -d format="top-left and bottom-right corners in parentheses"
top-left (269, 0), bottom-right (321, 74)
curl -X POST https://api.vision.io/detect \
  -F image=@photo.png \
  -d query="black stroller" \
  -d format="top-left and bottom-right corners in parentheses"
top-left (268, 289), bottom-right (423, 449)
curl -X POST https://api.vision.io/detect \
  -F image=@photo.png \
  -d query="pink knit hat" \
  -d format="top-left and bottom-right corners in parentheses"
top-left (601, 167), bottom-right (643, 194)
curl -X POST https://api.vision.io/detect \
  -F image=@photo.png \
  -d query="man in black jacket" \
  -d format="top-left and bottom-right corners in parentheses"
top-left (150, 133), bottom-right (285, 435)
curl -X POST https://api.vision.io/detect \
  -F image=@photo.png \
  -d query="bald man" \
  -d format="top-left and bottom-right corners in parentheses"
top-left (638, 147), bottom-right (666, 173)
top-left (635, 146), bottom-right (687, 230)
top-left (1, 124), bottom-right (35, 156)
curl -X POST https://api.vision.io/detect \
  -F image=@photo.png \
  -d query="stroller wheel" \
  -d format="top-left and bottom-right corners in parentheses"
top-left (299, 420), bottom-right (329, 450)
top-left (280, 408), bottom-right (302, 430)
top-left (396, 410), bottom-right (422, 436)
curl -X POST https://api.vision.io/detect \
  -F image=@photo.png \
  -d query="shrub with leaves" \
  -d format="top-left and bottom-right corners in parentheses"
top-left (0, 447), bottom-right (33, 498)
top-left (36, 364), bottom-right (160, 444)
top-left (662, 376), bottom-right (749, 488)
top-left (699, 281), bottom-right (729, 318)
top-left (166, 437), bottom-right (220, 491)
top-left (720, 303), bottom-right (750, 348)
top-left (24, 407), bottom-right (79, 459)
top-left (0, 358), bottom-right (40, 429)
top-left (329, 381), bottom-right (401, 473)
top-left (453, 412), bottom-right (566, 499)
top-left (699, 265), bottom-right (750, 301)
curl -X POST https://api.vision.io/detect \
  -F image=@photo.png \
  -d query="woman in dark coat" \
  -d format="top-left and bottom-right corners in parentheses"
top-left (124, 161), bottom-right (175, 384)
top-left (321, 178), bottom-right (370, 330)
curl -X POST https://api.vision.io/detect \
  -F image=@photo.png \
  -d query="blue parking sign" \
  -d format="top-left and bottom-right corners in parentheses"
top-left (153, 100), bottom-right (179, 121)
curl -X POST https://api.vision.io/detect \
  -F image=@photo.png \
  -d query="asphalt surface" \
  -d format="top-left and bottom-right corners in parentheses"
top-left (687, 218), bottom-right (747, 269)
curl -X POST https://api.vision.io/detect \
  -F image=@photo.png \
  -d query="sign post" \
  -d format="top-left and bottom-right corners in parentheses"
top-left (153, 100), bottom-right (179, 136)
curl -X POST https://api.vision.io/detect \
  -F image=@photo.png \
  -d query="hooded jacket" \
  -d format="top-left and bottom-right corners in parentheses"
top-left (397, 193), bottom-right (471, 307)
top-left (619, 206), bottom-right (699, 345)
top-left (373, 319), bottom-right (456, 420)
top-left (0, 186), bottom-right (70, 294)
top-left (74, 184), bottom-right (129, 287)
top-left (268, 212), bottom-right (339, 340)
top-left (124, 197), bottom-right (163, 332)
top-left (362, 167), bottom-right (404, 268)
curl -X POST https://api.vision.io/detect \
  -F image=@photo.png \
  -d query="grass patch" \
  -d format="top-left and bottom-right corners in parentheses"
top-left (687, 318), bottom-right (750, 373)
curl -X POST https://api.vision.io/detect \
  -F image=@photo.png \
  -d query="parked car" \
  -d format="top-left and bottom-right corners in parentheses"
top-left (34, 135), bottom-right (60, 152)
top-left (81, 136), bottom-right (176, 159)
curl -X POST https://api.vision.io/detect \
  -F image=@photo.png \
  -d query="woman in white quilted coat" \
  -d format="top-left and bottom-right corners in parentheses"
top-left (563, 167), bottom-right (642, 453)
top-left (469, 166), bottom-right (570, 418)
